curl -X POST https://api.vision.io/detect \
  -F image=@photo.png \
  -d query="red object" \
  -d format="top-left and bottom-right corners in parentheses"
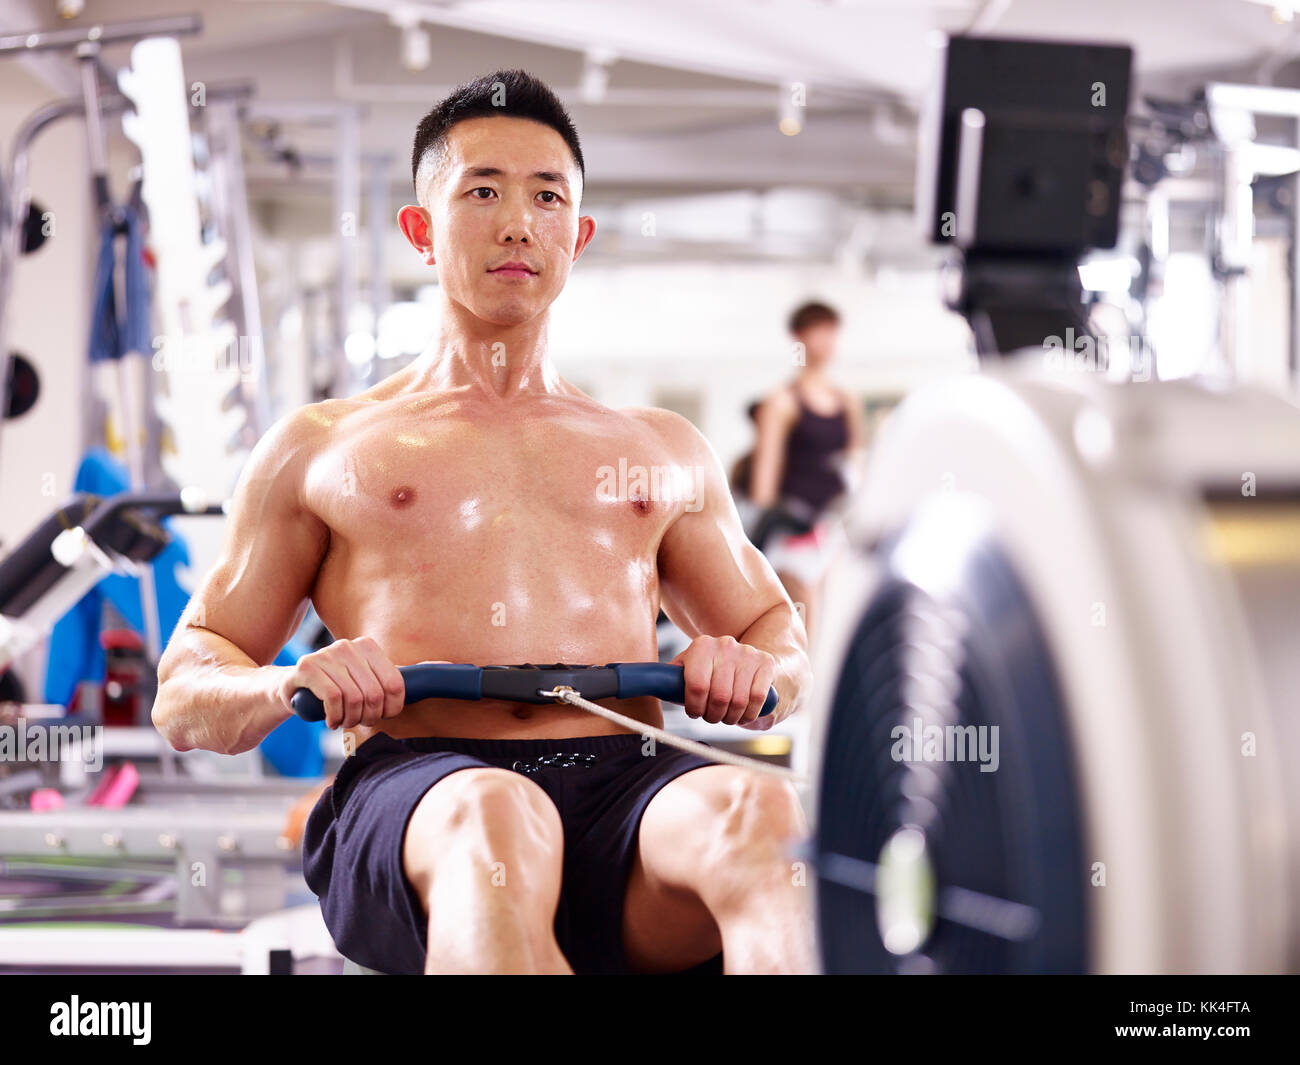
top-left (100, 628), bottom-right (146, 726)
top-left (30, 788), bottom-right (64, 812)
top-left (101, 630), bottom-right (144, 652)
top-left (85, 762), bottom-right (139, 808)
top-left (785, 524), bottom-right (826, 549)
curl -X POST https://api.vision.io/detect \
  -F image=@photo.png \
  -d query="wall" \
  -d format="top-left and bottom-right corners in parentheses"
top-left (0, 62), bottom-right (94, 552)
top-left (0, 61), bottom-right (95, 697)
top-left (548, 260), bottom-right (975, 463)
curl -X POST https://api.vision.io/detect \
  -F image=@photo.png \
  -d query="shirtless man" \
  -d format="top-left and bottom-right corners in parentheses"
top-left (153, 69), bottom-right (815, 975)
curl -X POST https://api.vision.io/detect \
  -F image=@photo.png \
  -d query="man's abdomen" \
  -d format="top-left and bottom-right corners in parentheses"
top-left (315, 558), bottom-right (667, 742)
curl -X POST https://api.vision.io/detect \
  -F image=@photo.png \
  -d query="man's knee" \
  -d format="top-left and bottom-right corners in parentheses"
top-left (747, 775), bottom-right (806, 836)
top-left (697, 771), bottom-right (807, 906)
top-left (404, 768), bottom-right (561, 898)
top-left (427, 768), bottom-right (559, 837)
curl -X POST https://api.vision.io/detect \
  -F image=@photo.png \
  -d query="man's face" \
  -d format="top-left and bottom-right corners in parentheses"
top-left (400, 116), bottom-right (595, 328)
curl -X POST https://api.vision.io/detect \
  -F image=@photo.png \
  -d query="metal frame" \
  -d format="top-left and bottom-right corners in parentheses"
top-left (0, 803), bottom-right (301, 924)
top-left (0, 904), bottom-right (339, 974)
top-left (1206, 81), bottom-right (1300, 390)
top-left (243, 101), bottom-right (372, 396)
top-left (0, 15), bottom-right (203, 566)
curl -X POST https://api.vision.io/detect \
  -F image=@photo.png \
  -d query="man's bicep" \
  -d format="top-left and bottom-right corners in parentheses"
top-left (658, 430), bottom-right (788, 638)
top-left (190, 499), bottom-right (325, 666)
top-left (172, 416), bottom-right (328, 667)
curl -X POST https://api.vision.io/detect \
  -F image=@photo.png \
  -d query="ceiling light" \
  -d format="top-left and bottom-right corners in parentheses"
top-left (581, 47), bottom-right (617, 105)
top-left (401, 24), bottom-right (431, 72)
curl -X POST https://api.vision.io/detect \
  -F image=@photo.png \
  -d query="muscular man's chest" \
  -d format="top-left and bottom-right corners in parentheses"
top-left (306, 416), bottom-right (690, 552)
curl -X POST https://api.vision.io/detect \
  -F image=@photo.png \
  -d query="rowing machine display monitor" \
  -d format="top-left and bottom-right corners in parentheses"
top-left (917, 35), bottom-right (1133, 356)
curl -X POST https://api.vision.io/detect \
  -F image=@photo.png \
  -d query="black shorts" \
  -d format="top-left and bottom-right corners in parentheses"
top-left (302, 731), bottom-right (723, 975)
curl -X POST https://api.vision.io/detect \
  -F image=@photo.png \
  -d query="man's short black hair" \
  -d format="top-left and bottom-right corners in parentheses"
top-left (788, 301), bottom-right (841, 335)
top-left (411, 69), bottom-right (585, 197)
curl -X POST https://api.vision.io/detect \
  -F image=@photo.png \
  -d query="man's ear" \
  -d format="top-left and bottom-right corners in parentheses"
top-left (398, 205), bottom-right (435, 265)
top-left (572, 213), bottom-right (597, 264)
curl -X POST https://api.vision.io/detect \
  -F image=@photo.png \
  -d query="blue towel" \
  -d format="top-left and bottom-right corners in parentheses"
top-left (88, 207), bottom-right (151, 364)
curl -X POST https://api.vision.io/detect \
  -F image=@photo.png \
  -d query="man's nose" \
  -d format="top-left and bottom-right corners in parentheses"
top-left (497, 191), bottom-right (535, 244)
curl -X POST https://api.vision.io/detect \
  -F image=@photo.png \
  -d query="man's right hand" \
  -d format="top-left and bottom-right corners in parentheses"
top-left (276, 636), bottom-right (406, 730)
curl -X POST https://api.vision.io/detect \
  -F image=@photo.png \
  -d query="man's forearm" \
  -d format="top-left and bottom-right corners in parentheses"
top-left (154, 628), bottom-right (292, 755)
top-left (740, 601), bottom-right (813, 718)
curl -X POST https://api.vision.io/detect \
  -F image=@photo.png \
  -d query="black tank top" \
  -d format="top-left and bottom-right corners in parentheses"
top-left (778, 384), bottom-right (850, 515)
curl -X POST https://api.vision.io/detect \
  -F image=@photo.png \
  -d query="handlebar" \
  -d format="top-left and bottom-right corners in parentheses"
top-left (289, 661), bottom-right (779, 724)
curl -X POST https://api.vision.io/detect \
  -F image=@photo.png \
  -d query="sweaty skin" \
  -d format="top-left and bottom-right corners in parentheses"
top-left (305, 368), bottom-right (782, 745)
top-left (153, 113), bottom-right (809, 757)
top-left (153, 360), bottom-right (806, 753)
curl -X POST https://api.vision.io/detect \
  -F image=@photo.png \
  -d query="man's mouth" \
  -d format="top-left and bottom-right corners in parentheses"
top-left (489, 261), bottom-right (537, 277)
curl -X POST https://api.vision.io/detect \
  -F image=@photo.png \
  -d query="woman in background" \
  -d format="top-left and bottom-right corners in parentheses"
top-left (740, 301), bottom-right (864, 644)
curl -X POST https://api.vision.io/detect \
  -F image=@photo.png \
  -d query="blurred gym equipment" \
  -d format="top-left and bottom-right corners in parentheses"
top-left (0, 489), bottom-right (339, 970)
top-left (812, 368), bottom-right (1300, 973)
top-left (810, 35), bottom-right (1300, 974)
top-left (3, 352), bottom-right (39, 419)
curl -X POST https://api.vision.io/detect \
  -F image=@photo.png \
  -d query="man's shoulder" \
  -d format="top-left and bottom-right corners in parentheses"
top-left (618, 406), bottom-right (709, 457)
top-left (268, 397), bottom-right (352, 450)
top-left (245, 396), bottom-right (360, 479)
top-left (618, 404), bottom-right (690, 429)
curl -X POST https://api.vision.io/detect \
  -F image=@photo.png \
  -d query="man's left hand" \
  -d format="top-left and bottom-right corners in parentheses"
top-left (671, 634), bottom-right (780, 730)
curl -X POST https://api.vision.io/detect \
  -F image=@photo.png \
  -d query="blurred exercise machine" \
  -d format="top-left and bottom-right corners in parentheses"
top-left (811, 36), bottom-right (1300, 973)
top-left (0, 490), bottom-right (222, 676)
top-left (0, 18), bottom-right (339, 972)
top-left (0, 488), bottom-right (340, 971)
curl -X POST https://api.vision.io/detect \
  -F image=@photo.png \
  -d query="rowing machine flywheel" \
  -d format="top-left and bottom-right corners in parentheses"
top-left (816, 500), bottom-right (1087, 973)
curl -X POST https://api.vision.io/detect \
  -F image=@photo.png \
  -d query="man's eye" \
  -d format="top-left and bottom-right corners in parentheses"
top-left (538, 191), bottom-right (559, 204)
top-left (470, 187), bottom-right (495, 199)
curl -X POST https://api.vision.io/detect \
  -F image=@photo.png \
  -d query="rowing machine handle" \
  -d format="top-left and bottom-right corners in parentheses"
top-left (609, 662), bottom-right (778, 718)
top-left (289, 662), bottom-right (778, 723)
top-left (289, 663), bottom-right (481, 722)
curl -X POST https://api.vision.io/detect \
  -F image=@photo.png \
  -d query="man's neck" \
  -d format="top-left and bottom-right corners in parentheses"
top-left (409, 300), bottom-right (564, 399)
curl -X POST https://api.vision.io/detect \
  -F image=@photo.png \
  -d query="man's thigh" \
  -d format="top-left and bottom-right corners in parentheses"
top-left (621, 765), bottom-right (738, 973)
top-left (401, 765), bottom-right (563, 907)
